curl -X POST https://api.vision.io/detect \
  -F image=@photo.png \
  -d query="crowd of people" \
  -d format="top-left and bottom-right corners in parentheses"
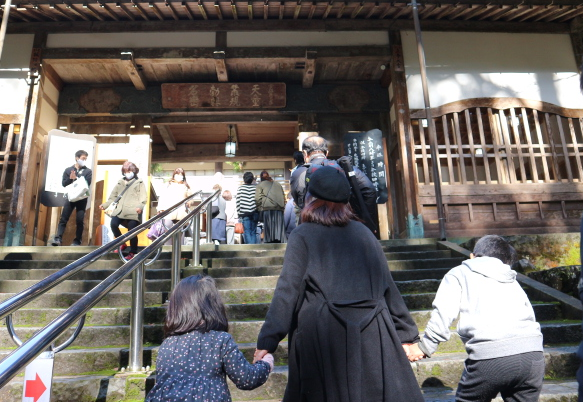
top-left (54, 138), bottom-right (552, 402)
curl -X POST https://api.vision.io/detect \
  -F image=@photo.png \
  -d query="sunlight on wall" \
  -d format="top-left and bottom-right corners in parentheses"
top-left (402, 31), bottom-right (583, 109)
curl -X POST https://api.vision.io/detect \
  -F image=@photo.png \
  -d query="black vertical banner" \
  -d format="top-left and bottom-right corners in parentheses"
top-left (343, 129), bottom-right (388, 204)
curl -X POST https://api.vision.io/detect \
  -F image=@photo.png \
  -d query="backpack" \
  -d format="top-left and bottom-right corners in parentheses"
top-left (304, 159), bottom-right (346, 194)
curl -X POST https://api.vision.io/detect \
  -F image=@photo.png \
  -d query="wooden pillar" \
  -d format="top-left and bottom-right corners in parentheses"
top-left (284, 161), bottom-right (292, 181)
top-left (215, 162), bottom-right (223, 173)
top-left (570, 17), bottom-right (583, 72)
top-left (378, 112), bottom-right (393, 240)
top-left (388, 30), bottom-right (422, 238)
top-left (5, 33), bottom-right (44, 246)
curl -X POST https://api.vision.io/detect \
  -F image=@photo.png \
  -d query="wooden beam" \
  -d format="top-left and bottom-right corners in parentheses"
top-left (43, 46), bottom-right (390, 63)
top-left (213, 50), bottom-right (229, 82)
top-left (157, 124), bottom-right (177, 151)
top-left (8, 19), bottom-right (571, 34)
top-left (41, 63), bottom-right (64, 91)
top-left (152, 114), bottom-right (298, 124)
top-left (152, 142), bottom-right (295, 162)
top-left (120, 51), bottom-right (147, 90)
top-left (302, 50), bottom-right (317, 88)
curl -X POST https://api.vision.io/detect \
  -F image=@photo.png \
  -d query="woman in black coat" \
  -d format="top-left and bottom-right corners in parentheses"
top-left (254, 166), bottom-right (424, 402)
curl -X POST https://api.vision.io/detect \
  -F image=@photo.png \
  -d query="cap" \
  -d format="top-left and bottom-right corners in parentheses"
top-left (308, 166), bottom-right (351, 204)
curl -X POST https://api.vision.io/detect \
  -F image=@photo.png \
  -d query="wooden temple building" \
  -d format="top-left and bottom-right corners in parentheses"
top-left (1, 0), bottom-right (583, 244)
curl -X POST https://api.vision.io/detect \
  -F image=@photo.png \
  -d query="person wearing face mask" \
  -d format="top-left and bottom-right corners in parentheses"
top-left (52, 150), bottom-right (93, 246)
top-left (157, 168), bottom-right (193, 244)
top-left (99, 161), bottom-right (147, 261)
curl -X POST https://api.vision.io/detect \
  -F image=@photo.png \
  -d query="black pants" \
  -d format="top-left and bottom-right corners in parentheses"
top-left (456, 352), bottom-right (544, 402)
top-left (57, 198), bottom-right (88, 243)
top-left (110, 215), bottom-right (141, 253)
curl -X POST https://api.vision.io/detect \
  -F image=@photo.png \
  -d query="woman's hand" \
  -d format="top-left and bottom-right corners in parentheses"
top-left (253, 349), bottom-right (269, 363)
top-left (405, 343), bottom-right (426, 362)
top-left (136, 208), bottom-right (143, 214)
top-left (99, 204), bottom-right (104, 210)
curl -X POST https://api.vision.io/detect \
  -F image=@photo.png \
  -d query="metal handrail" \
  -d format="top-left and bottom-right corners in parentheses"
top-left (0, 190), bottom-right (202, 322)
top-left (0, 189), bottom-right (219, 387)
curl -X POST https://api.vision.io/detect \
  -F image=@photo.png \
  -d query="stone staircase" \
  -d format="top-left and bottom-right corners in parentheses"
top-left (0, 239), bottom-right (580, 401)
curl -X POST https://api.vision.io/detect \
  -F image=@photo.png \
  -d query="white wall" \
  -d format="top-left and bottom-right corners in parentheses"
top-left (401, 31), bottom-right (583, 109)
top-left (0, 35), bottom-right (34, 115)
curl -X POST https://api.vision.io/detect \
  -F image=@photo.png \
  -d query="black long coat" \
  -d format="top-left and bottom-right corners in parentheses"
top-left (257, 221), bottom-right (424, 402)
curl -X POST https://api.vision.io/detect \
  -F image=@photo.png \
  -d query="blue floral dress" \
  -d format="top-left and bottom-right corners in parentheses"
top-left (146, 330), bottom-right (270, 402)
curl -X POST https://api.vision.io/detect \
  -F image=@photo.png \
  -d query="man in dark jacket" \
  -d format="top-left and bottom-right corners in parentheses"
top-left (52, 150), bottom-right (92, 246)
top-left (290, 135), bottom-right (378, 234)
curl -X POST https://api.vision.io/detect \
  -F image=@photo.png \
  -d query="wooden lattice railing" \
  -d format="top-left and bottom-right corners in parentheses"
top-left (409, 98), bottom-right (583, 237)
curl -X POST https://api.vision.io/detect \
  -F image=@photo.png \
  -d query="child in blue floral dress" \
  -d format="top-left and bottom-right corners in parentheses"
top-left (146, 275), bottom-right (273, 402)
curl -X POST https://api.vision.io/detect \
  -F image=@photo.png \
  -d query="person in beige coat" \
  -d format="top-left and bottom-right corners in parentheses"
top-left (100, 161), bottom-right (147, 260)
top-left (157, 167), bottom-right (193, 245)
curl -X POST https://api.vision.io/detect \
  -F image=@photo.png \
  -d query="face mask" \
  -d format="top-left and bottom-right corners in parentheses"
top-left (174, 174), bottom-right (183, 182)
top-left (76, 159), bottom-right (86, 167)
top-left (125, 172), bottom-right (135, 180)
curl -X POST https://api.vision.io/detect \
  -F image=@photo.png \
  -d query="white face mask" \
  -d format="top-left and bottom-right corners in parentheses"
top-left (125, 172), bottom-right (135, 180)
top-left (76, 159), bottom-right (86, 167)
top-left (174, 174), bottom-right (183, 182)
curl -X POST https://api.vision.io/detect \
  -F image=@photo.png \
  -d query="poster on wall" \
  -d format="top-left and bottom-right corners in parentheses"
top-left (40, 130), bottom-right (97, 208)
top-left (343, 129), bottom-right (388, 204)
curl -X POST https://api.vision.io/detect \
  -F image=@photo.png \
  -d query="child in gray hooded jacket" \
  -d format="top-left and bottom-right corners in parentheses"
top-left (407, 235), bottom-right (544, 402)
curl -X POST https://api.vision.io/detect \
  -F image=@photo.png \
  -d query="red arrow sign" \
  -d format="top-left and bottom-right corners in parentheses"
top-left (24, 373), bottom-right (46, 402)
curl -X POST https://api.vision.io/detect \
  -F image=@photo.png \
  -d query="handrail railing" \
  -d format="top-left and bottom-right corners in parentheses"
top-left (0, 189), bottom-right (219, 388)
top-left (0, 190), bottom-right (202, 322)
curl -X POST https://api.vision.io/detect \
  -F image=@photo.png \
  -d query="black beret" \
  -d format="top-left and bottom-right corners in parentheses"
top-left (308, 166), bottom-right (351, 203)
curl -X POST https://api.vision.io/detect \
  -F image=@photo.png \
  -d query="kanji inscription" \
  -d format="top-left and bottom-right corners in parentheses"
top-left (161, 83), bottom-right (286, 109)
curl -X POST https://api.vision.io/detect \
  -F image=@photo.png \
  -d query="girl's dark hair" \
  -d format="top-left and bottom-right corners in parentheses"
top-left (243, 171), bottom-right (254, 184)
top-left (122, 161), bottom-right (139, 176)
top-left (164, 275), bottom-right (228, 338)
top-left (300, 193), bottom-right (356, 227)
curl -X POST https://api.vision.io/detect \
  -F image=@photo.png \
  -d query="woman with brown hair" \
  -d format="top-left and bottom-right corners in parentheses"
top-left (254, 166), bottom-right (424, 402)
top-left (99, 161), bottom-right (147, 261)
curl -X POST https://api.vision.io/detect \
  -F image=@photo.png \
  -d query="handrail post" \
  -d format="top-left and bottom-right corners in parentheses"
top-left (206, 207), bottom-right (213, 244)
top-left (171, 232), bottom-right (181, 291)
top-left (191, 214), bottom-right (201, 267)
top-left (128, 261), bottom-right (145, 372)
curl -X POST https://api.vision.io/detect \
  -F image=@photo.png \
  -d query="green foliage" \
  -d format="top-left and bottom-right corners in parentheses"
top-left (150, 163), bottom-right (164, 175)
top-left (225, 161), bottom-right (245, 173)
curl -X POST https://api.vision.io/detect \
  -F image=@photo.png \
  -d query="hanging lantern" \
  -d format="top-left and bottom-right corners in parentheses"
top-left (225, 125), bottom-right (236, 157)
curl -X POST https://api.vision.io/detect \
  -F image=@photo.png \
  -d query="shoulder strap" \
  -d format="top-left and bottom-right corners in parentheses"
top-left (113, 179), bottom-right (136, 202)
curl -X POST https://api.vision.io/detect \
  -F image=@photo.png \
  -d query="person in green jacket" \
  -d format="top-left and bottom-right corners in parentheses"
top-left (99, 161), bottom-right (147, 260)
top-left (255, 170), bottom-right (286, 243)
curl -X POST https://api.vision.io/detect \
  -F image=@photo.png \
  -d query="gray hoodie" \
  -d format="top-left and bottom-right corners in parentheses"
top-left (419, 256), bottom-right (543, 360)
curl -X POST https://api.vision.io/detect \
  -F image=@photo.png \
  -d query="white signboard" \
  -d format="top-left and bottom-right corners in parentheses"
top-left (22, 352), bottom-right (54, 402)
top-left (40, 130), bottom-right (97, 208)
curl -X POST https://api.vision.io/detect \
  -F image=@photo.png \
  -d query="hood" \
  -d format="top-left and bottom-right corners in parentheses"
top-left (463, 256), bottom-right (516, 283)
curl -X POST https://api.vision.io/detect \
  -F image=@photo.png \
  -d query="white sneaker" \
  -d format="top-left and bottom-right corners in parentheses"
top-left (213, 240), bottom-right (220, 246)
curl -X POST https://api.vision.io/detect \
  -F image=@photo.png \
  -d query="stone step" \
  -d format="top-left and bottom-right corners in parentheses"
top-left (0, 279), bottom-right (171, 294)
top-left (0, 291), bottom-right (169, 309)
top-left (0, 259), bottom-right (179, 270)
top-left (388, 258), bottom-right (465, 271)
top-left (391, 268), bottom-right (450, 281)
top-left (0, 268), bottom-right (171, 281)
top-left (384, 250), bottom-right (452, 260)
top-left (0, 373), bottom-right (576, 402)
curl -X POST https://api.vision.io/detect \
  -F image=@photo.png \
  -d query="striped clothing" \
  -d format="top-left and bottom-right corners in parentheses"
top-left (236, 184), bottom-right (257, 216)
